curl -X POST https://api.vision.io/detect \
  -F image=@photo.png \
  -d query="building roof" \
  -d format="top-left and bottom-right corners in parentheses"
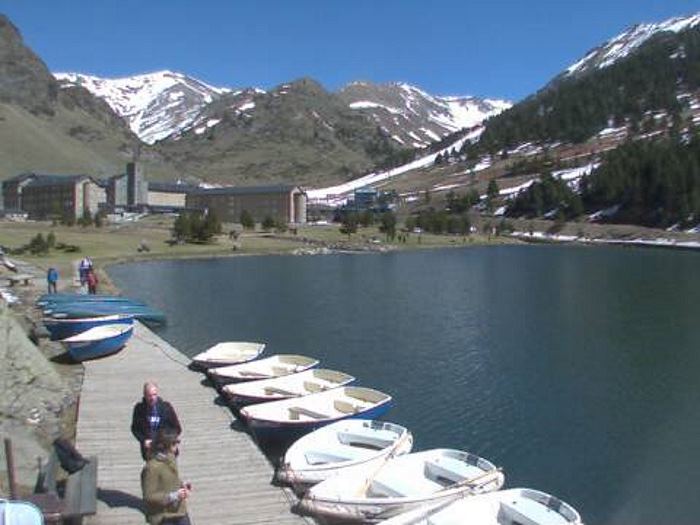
top-left (148, 182), bottom-right (197, 193)
top-left (189, 184), bottom-right (305, 196)
top-left (24, 174), bottom-right (91, 188)
top-left (3, 172), bottom-right (38, 184)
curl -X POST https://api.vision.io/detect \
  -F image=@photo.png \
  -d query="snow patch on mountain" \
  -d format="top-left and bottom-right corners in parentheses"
top-left (566, 12), bottom-right (700, 76)
top-left (307, 126), bottom-right (485, 205)
top-left (54, 70), bottom-right (231, 144)
top-left (342, 81), bottom-right (510, 147)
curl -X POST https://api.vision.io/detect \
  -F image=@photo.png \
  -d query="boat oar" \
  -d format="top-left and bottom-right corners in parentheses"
top-left (443, 467), bottom-right (504, 492)
top-left (355, 438), bottom-right (407, 497)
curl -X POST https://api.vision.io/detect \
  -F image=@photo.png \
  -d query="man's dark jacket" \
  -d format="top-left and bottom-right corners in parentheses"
top-left (131, 397), bottom-right (182, 460)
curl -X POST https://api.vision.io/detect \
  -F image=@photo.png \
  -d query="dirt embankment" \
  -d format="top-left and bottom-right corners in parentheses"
top-left (0, 265), bottom-right (83, 496)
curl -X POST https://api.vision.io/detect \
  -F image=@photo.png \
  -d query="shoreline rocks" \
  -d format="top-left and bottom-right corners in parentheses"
top-left (0, 277), bottom-right (83, 494)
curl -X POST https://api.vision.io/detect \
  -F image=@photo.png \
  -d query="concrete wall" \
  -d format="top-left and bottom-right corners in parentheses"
top-left (148, 191), bottom-right (186, 208)
top-left (187, 188), bottom-right (307, 224)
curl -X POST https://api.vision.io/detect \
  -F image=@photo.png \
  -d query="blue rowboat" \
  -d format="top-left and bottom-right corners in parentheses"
top-left (37, 293), bottom-right (145, 307)
top-left (43, 313), bottom-right (134, 341)
top-left (47, 304), bottom-right (166, 326)
top-left (61, 323), bottom-right (134, 362)
top-left (41, 299), bottom-right (146, 312)
top-left (239, 386), bottom-right (393, 443)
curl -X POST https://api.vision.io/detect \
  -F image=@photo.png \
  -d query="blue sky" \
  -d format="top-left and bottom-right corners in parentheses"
top-left (0, 0), bottom-right (697, 101)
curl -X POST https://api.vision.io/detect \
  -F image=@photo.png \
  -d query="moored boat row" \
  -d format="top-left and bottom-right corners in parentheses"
top-left (191, 338), bottom-right (584, 524)
top-left (39, 292), bottom-right (166, 326)
top-left (35, 293), bottom-right (164, 361)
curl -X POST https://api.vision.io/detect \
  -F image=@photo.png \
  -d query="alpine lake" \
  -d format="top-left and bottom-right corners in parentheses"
top-left (109, 244), bottom-right (700, 525)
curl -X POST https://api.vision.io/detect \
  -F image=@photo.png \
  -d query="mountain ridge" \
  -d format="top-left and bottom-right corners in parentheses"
top-left (0, 14), bottom-right (141, 179)
top-left (54, 70), bottom-right (511, 148)
top-left (564, 12), bottom-right (700, 77)
top-left (54, 70), bottom-right (231, 145)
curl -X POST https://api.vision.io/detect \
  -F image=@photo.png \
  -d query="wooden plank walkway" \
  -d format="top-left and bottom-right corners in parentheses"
top-left (76, 322), bottom-right (310, 525)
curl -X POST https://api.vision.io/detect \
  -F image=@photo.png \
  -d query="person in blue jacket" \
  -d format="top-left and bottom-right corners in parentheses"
top-left (47, 267), bottom-right (58, 294)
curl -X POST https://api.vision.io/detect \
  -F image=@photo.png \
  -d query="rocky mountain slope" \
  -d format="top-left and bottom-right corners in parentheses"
top-left (55, 70), bottom-right (510, 151)
top-left (0, 15), bottom-right (141, 179)
top-left (151, 78), bottom-right (409, 186)
top-left (54, 71), bottom-right (230, 145)
top-left (377, 12), bottom-right (700, 229)
top-left (564, 13), bottom-right (700, 77)
top-left (339, 81), bottom-right (510, 148)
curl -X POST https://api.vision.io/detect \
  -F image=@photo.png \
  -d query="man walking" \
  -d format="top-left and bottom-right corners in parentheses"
top-left (131, 381), bottom-right (182, 461)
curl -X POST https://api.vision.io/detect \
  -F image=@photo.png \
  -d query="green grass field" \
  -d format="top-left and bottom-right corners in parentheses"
top-left (0, 216), bottom-right (508, 291)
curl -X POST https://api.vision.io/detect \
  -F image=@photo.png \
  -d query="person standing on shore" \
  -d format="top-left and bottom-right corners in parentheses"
top-left (141, 429), bottom-right (192, 525)
top-left (78, 256), bottom-right (92, 293)
top-left (86, 268), bottom-right (98, 294)
top-left (46, 267), bottom-right (58, 294)
top-left (132, 382), bottom-right (182, 461)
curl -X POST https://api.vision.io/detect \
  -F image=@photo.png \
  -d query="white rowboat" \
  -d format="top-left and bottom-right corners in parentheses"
top-left (377, 487), bottom-right (583, 525)
top-left (208, 354), bottom-right (319, 384)
top-left (276, 419), bottom-right (413, 491)
top-left (222, 368), bottom-right (355, 406)
top-left (298, 448), bottom-right (504, 522)
top-left (191, 341), bottom-right (265, 368)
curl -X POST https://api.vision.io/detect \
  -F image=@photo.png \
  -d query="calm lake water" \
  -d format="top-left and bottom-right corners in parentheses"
top-left (109, 244), bottom-right (700, 525)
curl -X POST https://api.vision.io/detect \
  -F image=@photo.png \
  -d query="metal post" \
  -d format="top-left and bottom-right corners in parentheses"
top-left (4, 437), bottom-right (18, 499)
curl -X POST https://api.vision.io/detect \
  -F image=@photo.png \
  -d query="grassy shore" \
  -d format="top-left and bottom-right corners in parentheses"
top-left (0, 215), bottom-right (514, 287)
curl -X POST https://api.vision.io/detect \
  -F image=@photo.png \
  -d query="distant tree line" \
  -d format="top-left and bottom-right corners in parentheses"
top-left (505, 173), bottom-right (584, 221)
top-left (405, 211), bottom-right (472, 235)
top-left (505, 134), bottom-right (700, 227)
top-left (581, 134), bottom-right (700, 227)
top-left (10, 232), bottom-right (80, 256)
top-left (172, 210), bottom-right (222, 242)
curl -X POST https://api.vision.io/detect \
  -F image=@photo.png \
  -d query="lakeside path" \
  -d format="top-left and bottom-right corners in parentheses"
top-left (76, 322), bottom-right (310, 525)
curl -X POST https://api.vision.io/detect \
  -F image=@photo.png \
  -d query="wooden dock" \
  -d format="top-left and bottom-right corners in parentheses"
top-left (76, 322), bottom-right (310, 525)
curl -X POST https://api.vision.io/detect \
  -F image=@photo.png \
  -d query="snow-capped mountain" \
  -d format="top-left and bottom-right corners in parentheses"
top-left (54, 70), bottom-right (231, 144)
top-left (339, 82), bottom-right (511, 148)
top-left (566, 12), bottom-right (700, 76)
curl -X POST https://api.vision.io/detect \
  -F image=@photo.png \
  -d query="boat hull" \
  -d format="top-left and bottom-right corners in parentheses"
top-left (190, 342), bottom-right (266, 371)
top-left (48, 305), bottom-right (166, 326)
top-left (245, 399), bottom-right (393, 443)
top-left (208, 356), bottom-right (319, 386)
top-left (299, 448), bottom-right (505, 523)
top-left (224, 370), bottom-right (356, 408)
top-left (44, 314), bottom-right (133, 341)
top-left (37, 293), bottom-right (145, 307)
top-left (300, 491), bottom-right (466, 523)
top-left (63, 325), bottom-right (134, 362)
top-left (276, 420), bottom-right (413, 490)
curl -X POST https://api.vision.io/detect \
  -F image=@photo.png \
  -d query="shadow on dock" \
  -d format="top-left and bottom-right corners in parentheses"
top-left (97, 488), bottom-right (145, 513)
top-left (50, 352), bottom-right (77, 365)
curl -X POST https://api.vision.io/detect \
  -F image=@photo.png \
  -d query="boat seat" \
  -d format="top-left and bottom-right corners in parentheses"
top-left (263, 386), bottom-right (296, 396)
top-left (303, 447), bottom-right (359, 465)
top-left (288, 407), bottom-right (329, 420)
top-left (238, 370), bottom-right (267, 377)
top-left (303, 381), bottom-right (324, 393)
top-left (368, 472), bottom-right (442, 498)
top-left (337, 427), bottom-right (396, 449)
top-left (333, 399), bottom-right (363, 414)
top-left (497, 497), bottom-right (569, 525)
top-left (424, 456), bottom-right (483, 486)
top-left (272, 365), bottom-right (292, 375)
